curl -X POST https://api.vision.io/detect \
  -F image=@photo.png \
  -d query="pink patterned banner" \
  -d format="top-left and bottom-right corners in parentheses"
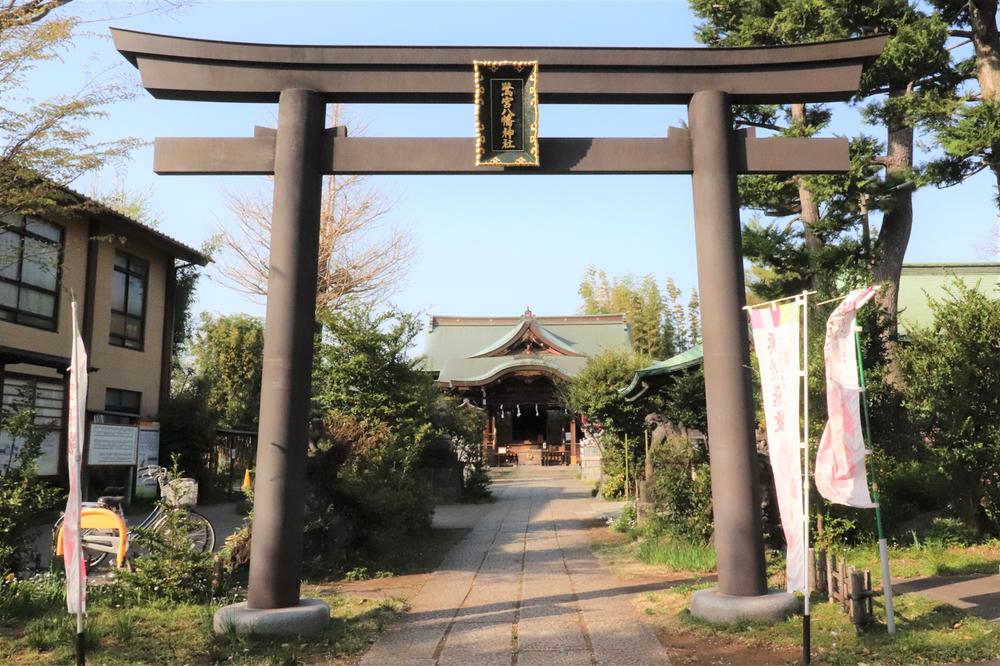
top-left (815, 288), bottom-right (877, 508)
top-left (749, 302), bottom-right (805, 593)
top-left (64, 300), bottom-right (88, 615)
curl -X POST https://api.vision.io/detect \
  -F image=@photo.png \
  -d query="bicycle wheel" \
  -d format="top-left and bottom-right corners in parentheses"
top-left (52, 517), bottom-right (110, 569)
top-left (186, 511), bottom-right (216, 554)
top-left (155, 510), bottom-right (216, 554)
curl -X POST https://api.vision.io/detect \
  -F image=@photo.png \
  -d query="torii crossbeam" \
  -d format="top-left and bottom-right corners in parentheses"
top-left (112, 28), bottom-right (885, 632)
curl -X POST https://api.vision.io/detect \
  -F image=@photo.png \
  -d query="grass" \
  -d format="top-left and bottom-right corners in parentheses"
top-left (636, 535), bottom-right (717, 572)
top-left (0, 580), bottom-right (405, 665)
top-left (594, 522), bottom-right (1000, 664)
top-left (639, 585), bottom-right (1000, 665)
top-left (840, 538), bottom-right (1000, 583)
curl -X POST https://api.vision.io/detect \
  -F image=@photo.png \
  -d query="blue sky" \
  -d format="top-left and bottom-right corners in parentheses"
top-left (36, 1), bottom-right (1000, 336)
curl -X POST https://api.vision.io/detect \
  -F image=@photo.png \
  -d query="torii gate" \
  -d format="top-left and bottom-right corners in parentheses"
top-left (112, 29), bottom-right (885, 633)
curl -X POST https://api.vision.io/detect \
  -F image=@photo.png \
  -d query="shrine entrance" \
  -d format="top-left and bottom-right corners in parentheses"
top-left (423, 310), bottom-right (630, 467)
top-left (111, 29), bottom-right (886, 631)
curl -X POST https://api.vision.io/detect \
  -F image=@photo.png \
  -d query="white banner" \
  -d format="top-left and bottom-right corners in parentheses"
top-left (64, 300), bottom-right (88, 615)
top-left (749, 301), bottom-right (806, 593)
top-left (816, 287), bottom-right (877, 508)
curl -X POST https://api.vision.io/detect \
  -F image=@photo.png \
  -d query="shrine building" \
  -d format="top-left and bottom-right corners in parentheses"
top-left (423, 309), bottom-right (631, 467)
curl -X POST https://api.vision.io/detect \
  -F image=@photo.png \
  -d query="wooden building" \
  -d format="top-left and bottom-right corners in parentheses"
top-left (423, 309), bottom-right (631, 466)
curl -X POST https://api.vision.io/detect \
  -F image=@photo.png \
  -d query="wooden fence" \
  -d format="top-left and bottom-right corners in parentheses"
top-left (814, 549), bottom-right (876, 631)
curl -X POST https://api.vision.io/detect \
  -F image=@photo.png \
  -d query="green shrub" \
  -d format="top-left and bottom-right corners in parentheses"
top-left (115, 506), bottom-right (216, 605)
top-left (816, 515), bottom-right (861, 550)
top-left (462, 465), bottom-right (493, 502)
top-left (645, 436), bottom-right (713, 541)
top-left (0, 399), bottom-right (62, 577)
top-left (877, 457), bottom-right (953, 535)
top-left (303, 305), bottom-right (485, 574)
top-left (612, 502), bottom-right (637, 533)
top-left (114, 459), bottom-right (219, 605)
top-left (897, 280), bottom-right (1000, 534)
top-left (598, 432), bottom-right (643, 500)
top-left (923, 517), bottom-right (979, 546)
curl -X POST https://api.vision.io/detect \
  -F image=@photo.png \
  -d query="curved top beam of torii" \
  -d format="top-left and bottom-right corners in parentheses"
top-left (111, 28), bottom-right (886, 105)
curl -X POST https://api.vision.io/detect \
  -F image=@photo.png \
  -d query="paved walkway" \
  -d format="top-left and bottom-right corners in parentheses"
top-left (895, 573), bottom-right (1000, 621)
top-left (361, 468), bottom-right (670, 666)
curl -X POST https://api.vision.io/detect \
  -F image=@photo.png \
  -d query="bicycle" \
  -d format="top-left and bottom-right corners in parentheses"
top-left (54, 465), bottom-right (216, 569)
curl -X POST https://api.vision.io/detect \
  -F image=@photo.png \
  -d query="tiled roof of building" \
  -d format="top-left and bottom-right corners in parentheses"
top-left (61, 184), bottom-right (209, 265)
top-left (423, 310), bottom-right (631, 386)
top-left (620, 344), bottom-right (703, 401)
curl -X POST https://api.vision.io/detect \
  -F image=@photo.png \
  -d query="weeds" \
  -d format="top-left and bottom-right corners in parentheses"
top-left (25, 614), bottom-right (101, 652)
top-left (0, 571), bottom-right (64, 623)
top-left (636, 535), bottom-right (716, 572)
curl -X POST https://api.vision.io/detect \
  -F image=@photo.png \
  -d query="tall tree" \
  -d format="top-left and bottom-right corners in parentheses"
top-left (214, 106), bottom-right (413, 313)
top-left (689, 0), bottom-right (959, 349)
top-left (922, 0), bottom-right (1000, 205)
top-left (578, 268), bottom-right (700, 359)
top-left (190, 313), bottom-right (264, 430)
top-left (689, 0), bottom-right (856, 294)
top-left (1, 1), bottom-right (144, 217)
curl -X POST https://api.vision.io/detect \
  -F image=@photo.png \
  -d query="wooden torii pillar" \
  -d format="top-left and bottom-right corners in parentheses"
top-left (112, 29), bottom-right (885, 631)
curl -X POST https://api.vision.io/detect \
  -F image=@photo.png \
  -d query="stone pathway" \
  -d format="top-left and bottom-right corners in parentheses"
top-left (361, 468), bottom-right (670, 665)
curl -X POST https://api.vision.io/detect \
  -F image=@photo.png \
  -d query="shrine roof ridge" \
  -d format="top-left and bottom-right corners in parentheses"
top-left (429, 313), bottom-right (628, 328)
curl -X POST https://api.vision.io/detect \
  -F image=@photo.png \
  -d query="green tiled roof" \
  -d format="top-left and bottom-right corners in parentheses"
top-left (620, 344), bottom-right (703, 401)
top-left (619, 262), bottom-right (1000, 401)
top-left (898, 263), bottom-right (1000, 336)
top-left (422, 313), bottom-right (631, 386)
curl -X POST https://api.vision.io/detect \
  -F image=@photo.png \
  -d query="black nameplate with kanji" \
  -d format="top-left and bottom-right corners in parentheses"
top-left (474, 61), bottom-right (539, 166)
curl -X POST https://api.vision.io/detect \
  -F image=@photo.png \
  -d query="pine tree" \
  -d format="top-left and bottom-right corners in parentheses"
top-left (922, 0), bottom-right (1000, 205)
top-left (688, 0), bottom-right (960, 350)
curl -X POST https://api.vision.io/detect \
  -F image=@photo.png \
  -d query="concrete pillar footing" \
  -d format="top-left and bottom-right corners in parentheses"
top-left (689, 587), bottom-right (799, 624)
top-left (213, 599), bottom-right (330, 636)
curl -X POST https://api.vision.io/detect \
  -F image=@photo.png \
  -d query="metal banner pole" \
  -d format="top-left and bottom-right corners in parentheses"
top-left (855, 326), bottom-right (896, 634)
top-left (801, 292), bottom-right (811, 665)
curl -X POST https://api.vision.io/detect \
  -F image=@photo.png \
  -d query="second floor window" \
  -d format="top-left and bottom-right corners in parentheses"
top-left (0, 215), bottom-right (63, 331)
top-left (103, 388), bottom-right (141, 424)
top-left (110, 251), bottom-right (147, 350)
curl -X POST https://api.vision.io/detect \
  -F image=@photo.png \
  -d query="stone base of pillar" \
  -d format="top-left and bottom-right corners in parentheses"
top-left (214, 599), bottom-right (330, 636)
top-left (689, 588), bottom-right (799, 624)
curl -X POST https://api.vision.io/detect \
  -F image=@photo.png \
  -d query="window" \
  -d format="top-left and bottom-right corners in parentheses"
top-left (103, 388), bottom-right (141, 424)
top-left (0, 214), bottom-right (63, 330)
top-left (0, 375), bottom-right (63, 475)
top-left (110, 251), bottom-right (147, 350)
top-left (105, 388), bottom-right (141, 415)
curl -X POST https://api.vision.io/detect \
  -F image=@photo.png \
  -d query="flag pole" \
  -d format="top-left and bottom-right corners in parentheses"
top-left (854, 326), bottom-right (896, 634)
top-left (801, 292), bottom-right (811, 665)
top-left (624, 434), bottom-right (629, 501)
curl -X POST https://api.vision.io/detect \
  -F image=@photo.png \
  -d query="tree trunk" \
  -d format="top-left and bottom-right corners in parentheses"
top-left (968, 0), bottom-right (1000, 197)
top-left (791, 104), bottom-right (824, 290)
top-left (873, 87), bottom-right (915, 382)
